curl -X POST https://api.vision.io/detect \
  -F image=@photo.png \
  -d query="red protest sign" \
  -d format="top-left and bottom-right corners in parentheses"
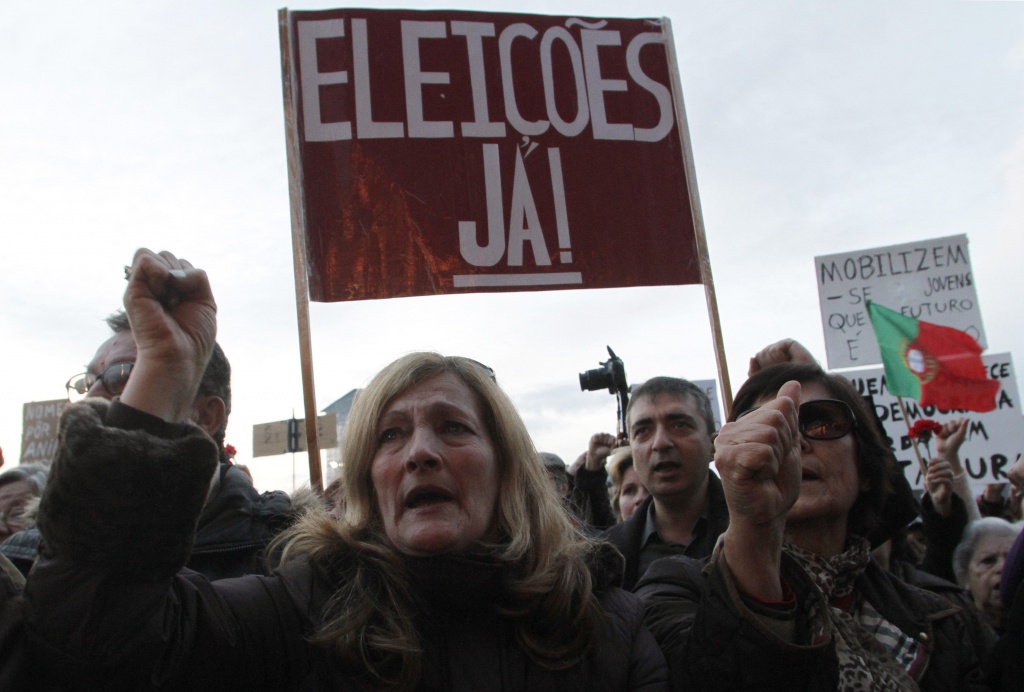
top-left (281, 9), bottom-right (701, 302)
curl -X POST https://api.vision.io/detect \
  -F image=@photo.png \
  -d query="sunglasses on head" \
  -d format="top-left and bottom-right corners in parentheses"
top-left (462, 358), bottom-right (497, 383)
top-left (66, 362), bottom-right (134, 402)
top-left (738, 399), bottom-right (857, 440)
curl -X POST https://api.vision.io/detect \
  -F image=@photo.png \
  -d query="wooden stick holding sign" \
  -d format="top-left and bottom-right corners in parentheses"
top-left (278, 8), bottom-right (323, 494)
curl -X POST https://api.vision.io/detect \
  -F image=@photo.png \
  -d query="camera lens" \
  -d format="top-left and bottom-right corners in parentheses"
top-left (579, 367), bottom-right (613, 392)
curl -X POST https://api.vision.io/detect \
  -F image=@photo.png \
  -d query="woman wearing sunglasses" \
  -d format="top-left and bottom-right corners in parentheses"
top-left (637, 362), bottom-right (986, 691)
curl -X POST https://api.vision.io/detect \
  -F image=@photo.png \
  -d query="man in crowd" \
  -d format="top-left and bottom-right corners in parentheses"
top-left (0, 311), bottom-right (294, 579)
top-left (602, 377), bottom-right (729, 589)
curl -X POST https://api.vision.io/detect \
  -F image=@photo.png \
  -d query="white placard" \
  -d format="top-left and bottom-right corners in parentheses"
top-left (691, 379), bottom-right (723, 432)
top-left (816, 234), bottom-right (985, 369)
top-left (843, 353), bottom-right (1022, 489)
top-left (20, 399), bottom-right (67, 465)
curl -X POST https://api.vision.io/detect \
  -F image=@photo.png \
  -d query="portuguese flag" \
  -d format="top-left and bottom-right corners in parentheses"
top-left (866, 301), bottom-right (998, 412)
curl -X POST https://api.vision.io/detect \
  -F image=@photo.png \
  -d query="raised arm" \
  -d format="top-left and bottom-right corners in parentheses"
top-left (24, 251), bottom-right (309, 691)
top-left (637, 382), bottom-right (839, 691)
top-left (935, 418), bottom-right (981, 521)
top-left (747, 339), bottom-right (818, 377)
top-left (715, 381), bottom-right (802, 601)
top-left (567, 432), bottom-right (618, 529)
top-left (120, 248), bottom-right (217, 421)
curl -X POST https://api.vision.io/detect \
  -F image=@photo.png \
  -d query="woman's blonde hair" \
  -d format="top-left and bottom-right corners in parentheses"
top-left (276, 353), bottom-right (606, 689)
top-left (606, 447), bottom-right (634, 520)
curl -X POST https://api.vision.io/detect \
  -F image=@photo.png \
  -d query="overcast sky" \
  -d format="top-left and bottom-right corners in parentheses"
top-left (2, 0), bottom-right (1022, 493)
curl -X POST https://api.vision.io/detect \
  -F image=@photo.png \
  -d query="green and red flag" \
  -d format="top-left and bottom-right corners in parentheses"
top-left (866, 301), bottom-right (998, 412)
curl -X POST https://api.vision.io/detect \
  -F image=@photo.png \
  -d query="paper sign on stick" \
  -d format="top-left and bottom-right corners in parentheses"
top-left (253, 413), bottom-right (338, 457)
top-left (691, 379), bottom-right (722, 432)
top-left (815, 235), bottom-right (985, 369)
top-left (281, 9), bottom-right (701, 302)
top-left (20, 399), bottom-right (67, 466)
top-left (842, 353), bottom-right (1023, 490)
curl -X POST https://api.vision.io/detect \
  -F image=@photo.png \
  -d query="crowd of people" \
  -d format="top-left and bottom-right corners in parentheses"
top-left (0, 248), bottom-right (1021, 691)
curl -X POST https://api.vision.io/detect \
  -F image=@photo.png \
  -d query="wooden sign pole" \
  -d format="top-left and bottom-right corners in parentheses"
top-left (661, 18), bottom-right (734, 416)
top-left (278, 9), bottom-right (323, 493)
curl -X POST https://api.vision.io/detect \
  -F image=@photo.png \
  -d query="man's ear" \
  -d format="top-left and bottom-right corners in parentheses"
top-left (191, 395), bottom-right (227, 439)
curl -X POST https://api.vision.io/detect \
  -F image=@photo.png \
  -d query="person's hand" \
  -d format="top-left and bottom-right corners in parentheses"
top-left (748, 339), bottom-right (818, 377)
top-left (1011, 484), bottom-right (1023, 517)
top-left (716, 380), bottom-right (802, 527)
top-left (935, 418), bottom-right (969, 474)
top-left (983, 483), bottom-right (1007, 505)
top-left (1009, 454), bottom-right (1024, 493)
top-left (925, 457), bottom-right (954, 517)
top-left (714, 381), bottom-right (802, 600)
top-left (585, 433), bottom-right (617, 472)
top-left (120, 249), bottom-right (217, 423)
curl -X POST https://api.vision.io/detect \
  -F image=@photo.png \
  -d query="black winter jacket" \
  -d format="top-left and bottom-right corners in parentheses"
top-left (0, 463), bottom-right (292, 580)
top-left (189, 463), bottom-right (293, 579)
top-left (601, 473), bottom-right (730, 590)
top-left (635, 549), bottom-right (990, 691)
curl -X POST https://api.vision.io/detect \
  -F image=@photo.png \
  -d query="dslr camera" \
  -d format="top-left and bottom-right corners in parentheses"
top-left (579, 347), bottom-right (629, 433)
top-left (579, 346), bottom-right (628, 396)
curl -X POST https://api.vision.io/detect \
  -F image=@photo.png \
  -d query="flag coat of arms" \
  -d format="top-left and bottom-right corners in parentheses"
top-left (866, 301), bottom-right (999, 412)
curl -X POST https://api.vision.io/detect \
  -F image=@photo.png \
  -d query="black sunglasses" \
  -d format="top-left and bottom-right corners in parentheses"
top-left (738, 399), bottom-right (857, 441)
top-left (66, 362), bottom-right (134, 402)
top-left (462, 358), bottom-right (497, 383)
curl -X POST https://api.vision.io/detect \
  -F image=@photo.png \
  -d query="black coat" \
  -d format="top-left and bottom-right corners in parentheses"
top-left (601, 472), bottom-right (730, 591)
top-left (0, 463), bottom-right (293, 580)
top-left (635, 550), bottom-right (990, 691)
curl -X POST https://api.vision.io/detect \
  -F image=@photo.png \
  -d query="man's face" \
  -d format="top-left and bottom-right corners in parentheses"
top-left (80, 329), bottom-right (225, 445)
top-left (84, 331), bottom-right (138, 399)
top-left (629, 393), bottom-right (713, 503)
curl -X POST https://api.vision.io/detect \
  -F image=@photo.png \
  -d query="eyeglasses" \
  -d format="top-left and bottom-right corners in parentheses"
top-left (738, 399), bottom-right (857, 441)
top-left (66, 362), bottom-right (134, 402)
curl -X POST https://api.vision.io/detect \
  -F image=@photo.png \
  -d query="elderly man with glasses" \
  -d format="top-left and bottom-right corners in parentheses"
top-left (1, 310), bottom-right (295, 580)
top-left (66, 310), bottom-right (231, 450)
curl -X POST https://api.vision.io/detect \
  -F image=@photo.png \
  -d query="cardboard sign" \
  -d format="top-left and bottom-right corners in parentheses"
top-left (252, 413), bottom-right (338, 457)
top-left (20, 399), bottom-right (67, 465)
top-left (691, 379), bottom-right (722, 432)
top-left (815, 234), bottom-right (986, 369)
top-left (843, 353), bottom-right (1022, 489)
top-left (281, 9), bottom-right (701, 301)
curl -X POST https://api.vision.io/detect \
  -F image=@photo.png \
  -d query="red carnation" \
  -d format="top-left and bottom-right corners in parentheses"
top-left (909, 419), bottom-right (943, 442)
top-left (225, 444), bottom-right (237, 460)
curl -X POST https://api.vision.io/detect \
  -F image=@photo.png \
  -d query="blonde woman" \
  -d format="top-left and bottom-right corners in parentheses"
top-left (607, 448), bottom-right (649, 522)
top-left (25, 249), bottom-right (668, 691)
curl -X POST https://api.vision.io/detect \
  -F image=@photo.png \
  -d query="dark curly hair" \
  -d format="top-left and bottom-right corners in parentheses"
top-left (730, 363), bottom-right (895, 539)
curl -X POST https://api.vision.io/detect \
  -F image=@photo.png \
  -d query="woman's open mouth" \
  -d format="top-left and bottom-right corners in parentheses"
top-left (405, 488), bottom-right (454, 509)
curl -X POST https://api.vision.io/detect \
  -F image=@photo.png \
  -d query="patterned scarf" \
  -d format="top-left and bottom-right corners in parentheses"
top-left (786, 537), bottom-right (922, 692)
